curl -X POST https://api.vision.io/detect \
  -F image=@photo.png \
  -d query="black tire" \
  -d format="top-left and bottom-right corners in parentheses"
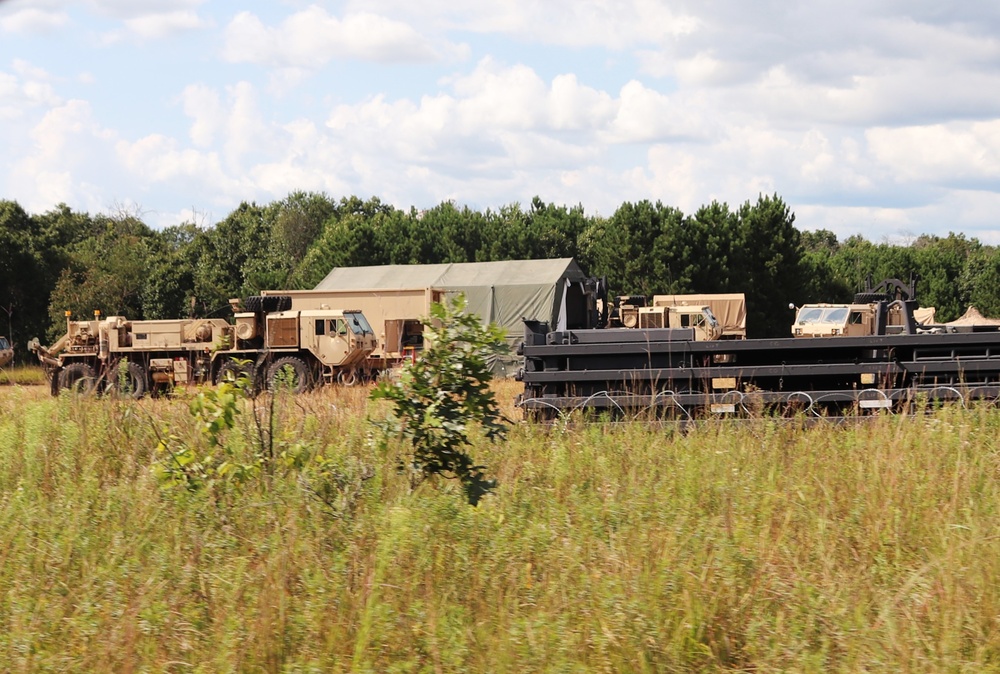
top-left (337, 368), bottom-right (358, 386)
top-left (243, 296), bottom-right (264, 313)
top-left (215, 359), bottom-right (256, 387)
top-left (58, 362), bottom-right (97, 394)
top-left (244, 295), bottom-right (291, 313)
top-left (266, 356), bottom-right (312, 393)
top-left (854, 292), bottom-right (891, 303)
top-left (109, 360), bottom-right (148, 399)
top-left (263, 295), bottom-right (291, 312)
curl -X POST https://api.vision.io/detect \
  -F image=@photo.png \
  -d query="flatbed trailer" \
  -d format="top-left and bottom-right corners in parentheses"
top-left (515, 321), bottom-right (1000, 419)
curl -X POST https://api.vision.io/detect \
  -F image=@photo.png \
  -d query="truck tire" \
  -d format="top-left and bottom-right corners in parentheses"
top-left (244, 295), bottom-right (292, 313)
top-left (215, 359), bottom-right (256, 387)
top-left (266, 356), bottom-right (312, 393)
top-left (58, 362), bottom-right (97, 394)
top-left (109, 360), bottom-right (147, 399)
top-left (263, 295), bottom-right (291, 312)
top-left (854, 292), bottom-right (891, 303)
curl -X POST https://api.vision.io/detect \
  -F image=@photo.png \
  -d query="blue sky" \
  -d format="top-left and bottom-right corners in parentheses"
top-left (2, 1), bottom-right (1000, 243)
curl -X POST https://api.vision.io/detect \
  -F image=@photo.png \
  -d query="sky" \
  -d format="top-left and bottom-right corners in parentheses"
top-left (2, 1), bottom-right (1000, 243)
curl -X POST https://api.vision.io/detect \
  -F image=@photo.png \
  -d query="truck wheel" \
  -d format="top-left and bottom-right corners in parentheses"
top-left (110, 361), bottom-right (147, 399)
top-left (854, 292), bottom-right (891, 303)
top-left (216, 359), bottom-right (256, 387)
top-left (261, 295), bottom-right (291, 312)
top-left (243, 296), bottom-right (264, 313)
top-left (244, 295), bottom-right (292, 313)
top-left (266, 357), bottom-right (312, 393)
top-left (58, 362), bottom-right (97, 394)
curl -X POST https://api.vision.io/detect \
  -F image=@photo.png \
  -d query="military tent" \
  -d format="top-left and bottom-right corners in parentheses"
top-left (946, 306), bottom-right (1000, 327)
top-left (314, 258), bottom-right (593, 374)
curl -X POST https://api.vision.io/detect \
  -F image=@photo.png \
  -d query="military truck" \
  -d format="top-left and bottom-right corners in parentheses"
top-left (790, 277), bottom-right (936, 338)
top-left (29, 296), bottom-right (377, 396)
top-left (260, 287), bottom-right (445, 374)
top-left (0, 336), bottom-right (12, 368)
top-left (791, 303), bottom-right (877, 337)
top-left (636, 304), bottom-right (723, 341)
top-left (607, 295), bottom-right (648, 329)
top-left (651, 293), bottom-right (747, 339)
top-left (607, 293), bottom-right (746, 340)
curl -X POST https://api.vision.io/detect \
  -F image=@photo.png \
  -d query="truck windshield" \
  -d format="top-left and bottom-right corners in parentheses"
top-left (346, 312), bottom-right (373, 335)
top-left (798, 307), bottom-right (849, 325)
top-left (0, 338), bottom-right (8, 350)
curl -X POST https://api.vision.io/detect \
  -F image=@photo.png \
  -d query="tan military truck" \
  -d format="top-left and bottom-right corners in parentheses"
top-left (790, 301), bottom-right (938, 337)
top-left (636, 304), bottom-right (723, 341)
top-left (29, 296), bottom-right (377, 396)
top-left (261, 287), bottom-right (445, 374)
top-left (790, 275), bottom-right (947, 338)
top-left (651, 293), bottom-right (747, 339)
top-left (791, 303), bottom-right (873, 337)
top-left (0, 336), bottom-right (12, 368)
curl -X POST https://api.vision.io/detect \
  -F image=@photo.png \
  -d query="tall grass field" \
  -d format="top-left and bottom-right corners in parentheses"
top-left (1, 376), bottom-right (999, 672)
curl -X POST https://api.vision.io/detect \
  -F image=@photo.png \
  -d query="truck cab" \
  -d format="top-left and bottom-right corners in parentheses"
top-left (792, 303), bottom-right (876, 337)
top-left (299, 309), bottom-right (377, 368)
top-left (638, 305), bottom-right (723, 340)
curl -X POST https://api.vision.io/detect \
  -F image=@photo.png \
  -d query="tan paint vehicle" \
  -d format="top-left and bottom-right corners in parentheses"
top-left (790, 301), bottom-right (936, 337)
top-left (30, 296), bottom-right (377, 397)
top-left (611, 293), bottom-right (745, 341)
top-left (636, 305), bottom-right (723, 341)
top-left (261, 287), bottom-right (444, 368)
top-left (791, 303), bottom-right (875, 337)
top-left (651, 293), bottom-right (747, 339)
top-left (0, 336), bottom-right (12, 368)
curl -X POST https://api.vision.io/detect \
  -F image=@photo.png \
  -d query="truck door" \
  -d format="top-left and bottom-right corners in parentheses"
top-left (313, 317), bottom-right (350, 366)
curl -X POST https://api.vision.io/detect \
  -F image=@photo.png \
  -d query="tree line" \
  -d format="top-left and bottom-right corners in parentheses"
top-left (1, 192), bottom-right (997, 356)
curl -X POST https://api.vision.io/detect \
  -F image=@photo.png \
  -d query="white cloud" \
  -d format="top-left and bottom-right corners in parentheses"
top-left (85, 0), bottom-right (206, 21)
top-left (124, 10), bottom-right (207, 39)
top-left (605, 80), bottom-right (705, 143)
top-left (346, 0), bottom-right (700, 49)
top-left (221, 81), bottom-right (271, 170)
top-left (866, 121), bottom-right (1000, 184)
top-left (98, 9), bottom-right (208, 43)
top-left (0, 61), bottom-right (62, 119)
top-left (222, 7), bottom-right (459, 67)
top-left (0, 8), bottom-right (69, 33)
top-left (6, 98), bottom-right (116, 213)
top-left (180, 83), bottom-right (224, 147)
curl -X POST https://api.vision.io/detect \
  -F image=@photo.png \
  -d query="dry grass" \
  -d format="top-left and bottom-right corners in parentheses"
top-left (1, 383), bottom-right (999, 672)
top-left (0, 364), bottom-right (49, 388)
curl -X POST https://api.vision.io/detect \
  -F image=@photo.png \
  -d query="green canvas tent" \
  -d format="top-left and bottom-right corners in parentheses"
top-left (314, 258), bottom-right (592, 374)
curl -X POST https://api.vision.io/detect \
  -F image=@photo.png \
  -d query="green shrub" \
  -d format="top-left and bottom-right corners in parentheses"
top-left (371, 295), bottom-right (508, 505)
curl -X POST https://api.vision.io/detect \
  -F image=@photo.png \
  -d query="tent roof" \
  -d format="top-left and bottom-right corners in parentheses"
top-left (315, 258), bottom-right (586, 290)
top-left (946, 306), bottom-right (1000, 326)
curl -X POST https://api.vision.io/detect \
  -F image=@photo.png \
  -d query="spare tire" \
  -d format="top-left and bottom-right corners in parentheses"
top-left (243, 296), bottom-right (264, 313)
top-left (262, 295), bottom-right (292, 312)
top-left (244, 295), bottom-right (292, 313)
top-left (854, 292), bottom-right (891, 303)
